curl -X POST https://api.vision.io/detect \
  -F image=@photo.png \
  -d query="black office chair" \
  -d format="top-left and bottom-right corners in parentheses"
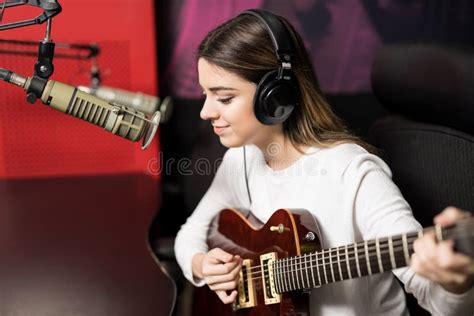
top-left (369, 43), bottom-right (474, 315)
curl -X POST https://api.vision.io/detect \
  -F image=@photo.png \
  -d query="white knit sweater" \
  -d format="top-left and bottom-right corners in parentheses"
top-left (174, 143), bottom-right (474, 315)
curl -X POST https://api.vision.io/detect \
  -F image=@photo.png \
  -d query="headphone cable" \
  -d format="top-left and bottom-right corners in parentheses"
top-left (243, 146), bottom-right (252, 206)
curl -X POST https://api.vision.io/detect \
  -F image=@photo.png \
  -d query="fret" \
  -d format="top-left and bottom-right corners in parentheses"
top-left (376, 238), bottom-right (384, 273)
top-left (379, 237), bottom-right (393, 272)
top-left (402, 234), bottom-right (410, 266)
top-left (364, 240), bottom-right (372, 275)
top-left (278, 260), bottom-right (284, 292)
top-left (321, 250), bottom-right (328, 284)
top-left (365, 240), bottom-right (379, 274)
top-left (354, 243), bottom-right (362, 277)
top-left (328, 248), bottom-right (336, 283)
top-left (345, 245), bottom-right (352, 279)
top-left (299, 256), bottom-right (305, 289)
top-left (394, 235), bottom-right (409, 268)
top-left (336, 247), bottom-right (343, 281)
top-left (406, 232), bottom-right (418, 255)
top-left (388, 236), bottom-right (396, 269)
top-left (358, 243), bottom-right (369, 276)
top-left (280, 260), bottom-right (286, 293)
top-left (338, 246), bottom-right (349, 280)
top-left (290, 257), bottom-right (297, 290)
top-left (304, 253), bottom-right (311, 289)
top-left (315, 251), bottom-right (322, 286)
top-left (280, 260), bottom-right (286, 292)
top-left (282, 258), bottom-right (289, 292)
top-left (276, 261), bottom-right (282, 293)
top-left (288, 258), bottom-right (294, 291)
top-left (287, 258), bottom-right (292, 291)
top-left (295, 257), bottom-right (301, 289)
top-left (332, 248), bottom-right (340, 282)
top-left (309, 253), bottom-right (317, 287)
top-left (273, 261), bottom-right (279, 293)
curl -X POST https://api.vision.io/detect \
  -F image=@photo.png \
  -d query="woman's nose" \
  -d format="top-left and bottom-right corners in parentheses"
top-left (200, 97), bottom-right (219, 121)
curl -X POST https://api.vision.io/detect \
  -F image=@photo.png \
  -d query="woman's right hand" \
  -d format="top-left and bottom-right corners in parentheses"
top-left (192, 248), bottom-right (242, 304)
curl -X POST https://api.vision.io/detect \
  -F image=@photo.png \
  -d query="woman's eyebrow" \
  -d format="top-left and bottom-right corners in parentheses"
top-left (208, 86), bottom-right (237, 92)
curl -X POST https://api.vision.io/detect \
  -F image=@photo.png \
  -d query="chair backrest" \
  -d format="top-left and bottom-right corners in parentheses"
top-left (369, 43), bottom-right (474, 316)
top-left (370, 43), bottom-right (474, 226)
top-left (370, 115), bottom-right (473, 226)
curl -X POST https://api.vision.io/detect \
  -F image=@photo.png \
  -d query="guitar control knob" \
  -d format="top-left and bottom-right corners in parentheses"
top-left (270, 224), bottom-right (290, 234)
top-left (304, 232), bottom-right (316, 241)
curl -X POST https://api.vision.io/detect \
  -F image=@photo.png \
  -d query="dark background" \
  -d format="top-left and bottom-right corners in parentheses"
top-left (152, 0), bottom-right (474, 238)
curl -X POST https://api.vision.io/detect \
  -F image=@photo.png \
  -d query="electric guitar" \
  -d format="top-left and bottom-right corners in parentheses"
top-left (192, 208), bottom-right (473, 315)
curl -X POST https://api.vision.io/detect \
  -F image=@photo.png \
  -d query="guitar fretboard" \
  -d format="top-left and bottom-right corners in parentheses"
top-left (272, 227), bottom-right (441, 293)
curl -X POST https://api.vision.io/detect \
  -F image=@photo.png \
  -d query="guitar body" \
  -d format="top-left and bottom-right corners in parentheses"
top-left (191, 208), bottom-right (474, 316)
top-left (193, 208), bottom-right (323, 316)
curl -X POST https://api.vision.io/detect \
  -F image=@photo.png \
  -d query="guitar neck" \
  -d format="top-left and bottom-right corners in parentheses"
top-left (273, 226), bottom-right (443, 293)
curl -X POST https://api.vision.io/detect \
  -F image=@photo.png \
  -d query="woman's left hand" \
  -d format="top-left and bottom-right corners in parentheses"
top-left (411, 206), bottom-right (474, 294)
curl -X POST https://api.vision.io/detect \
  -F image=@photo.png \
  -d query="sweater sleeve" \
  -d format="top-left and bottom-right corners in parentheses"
top-left (174, 148), bottom-right (245, 286)
top-left (345, 153), bottom-right (474, 316)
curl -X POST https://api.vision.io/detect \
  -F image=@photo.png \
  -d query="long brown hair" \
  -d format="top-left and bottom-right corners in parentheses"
top-left (197, 11), bottom-right (374, 152)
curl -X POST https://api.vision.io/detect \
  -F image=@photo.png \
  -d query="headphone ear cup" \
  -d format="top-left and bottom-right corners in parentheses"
top-left (254, 70), bottom-right (298, 125)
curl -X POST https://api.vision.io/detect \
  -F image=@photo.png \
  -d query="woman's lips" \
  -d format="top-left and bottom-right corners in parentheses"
top-left (213, 125), bottom-right (229, 135)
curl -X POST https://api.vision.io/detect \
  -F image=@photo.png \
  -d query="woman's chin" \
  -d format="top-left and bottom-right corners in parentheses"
top-left (218, 135), bottom-right (244, 148)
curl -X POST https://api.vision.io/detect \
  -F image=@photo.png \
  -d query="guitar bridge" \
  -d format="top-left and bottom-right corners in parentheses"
top-left (232, 259), bottom-right (257, 310)
top-left (260, 252), bottom-right (282, 305)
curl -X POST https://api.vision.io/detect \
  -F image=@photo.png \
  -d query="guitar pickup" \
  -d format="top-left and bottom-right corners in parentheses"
top-left (260, 252), bottom-right (282, 305)
top-left (232, 259), bottom-right (257, 310)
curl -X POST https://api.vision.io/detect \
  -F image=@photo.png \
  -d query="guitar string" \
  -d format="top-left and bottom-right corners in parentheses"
top-left (243, 223), bottom-right (473, 275)
top-left (244, 241), bottom-right (415, 279)
top-left (244, 248), bottom-right (420, 288)
top-left (244, 230), bottom-right (472, 279)
top-left (244, 229), bottom-right (473, 278)
top-left (252, 232), bottom-right (473, 281)
top-left (245, 255), bottom-right (407, 283)
top-left (226, 222), bottom-right (474, 293)
top-left (243, 253), bottom-right (405, 290)
top-left (244, 235), bottom-right (418, 275)
top-left (225, 226), bottom-right (473, 294)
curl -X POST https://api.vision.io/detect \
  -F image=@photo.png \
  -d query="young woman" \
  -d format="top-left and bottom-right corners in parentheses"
top-left (174, 9), bottom-right (473, 315)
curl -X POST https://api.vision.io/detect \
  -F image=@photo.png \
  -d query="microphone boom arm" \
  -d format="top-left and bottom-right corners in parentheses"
top-left (0, 1), bottom-right (63, 101)
top-left (0, 0), bottom-right (62, 31)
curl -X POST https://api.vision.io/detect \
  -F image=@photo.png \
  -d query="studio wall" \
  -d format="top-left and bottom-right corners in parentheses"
top-left (0, 0), bottom-right (160, 179)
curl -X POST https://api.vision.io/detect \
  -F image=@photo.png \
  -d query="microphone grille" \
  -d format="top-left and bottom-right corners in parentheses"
top-left (92, 86), bottom-right (159, 115)
top-left (115, 107), bottom-right (147, 141)
top-left (67, 96), bottom-right (111, 127)
top-left (67, 95), bottom-right (147, 142)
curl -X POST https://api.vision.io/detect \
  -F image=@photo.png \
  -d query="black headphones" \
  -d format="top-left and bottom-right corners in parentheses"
top-left (239, 9), bottom-right (299, 125)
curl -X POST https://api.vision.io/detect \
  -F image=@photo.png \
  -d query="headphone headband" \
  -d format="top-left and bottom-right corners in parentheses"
top-left (240, 9), bottom-right (295, 65)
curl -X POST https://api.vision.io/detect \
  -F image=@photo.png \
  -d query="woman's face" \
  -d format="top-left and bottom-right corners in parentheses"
top-left (198, 58), bottom-right (280, 148)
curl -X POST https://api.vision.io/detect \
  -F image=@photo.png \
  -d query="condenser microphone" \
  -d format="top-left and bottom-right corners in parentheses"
top-left (0, 68), bottom-right (160, 149)
top-left (78, 85), bottom-right (173, 122)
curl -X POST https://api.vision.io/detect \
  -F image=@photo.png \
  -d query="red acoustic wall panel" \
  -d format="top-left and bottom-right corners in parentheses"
top-left (0, 0), bottom-right (160, 179)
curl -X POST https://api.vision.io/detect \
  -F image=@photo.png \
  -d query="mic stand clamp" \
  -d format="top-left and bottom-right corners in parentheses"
top-left (0, 1), bottom-right (62, 103)
top-left (27, 17), bottom-right (55, 104)
top-left (26, 19), bottom-right (55, 104)
top-left (0, 0), bottom-right (62, 31)
top-left (35, 40), bottom-right (55, 79)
